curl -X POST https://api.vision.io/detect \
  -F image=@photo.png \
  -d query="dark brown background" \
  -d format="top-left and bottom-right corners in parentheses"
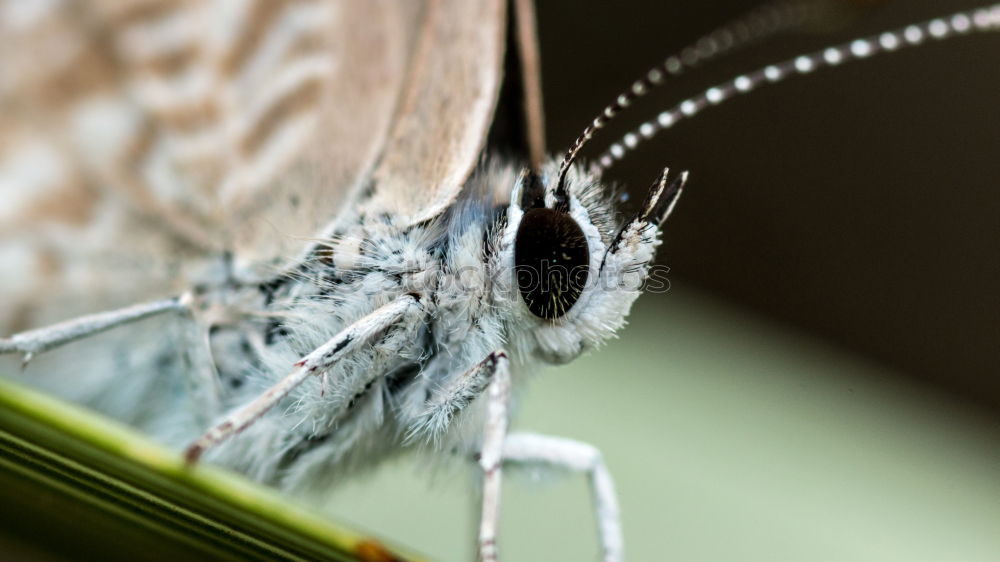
top-left (535, 1), bottom-right (1000, 412)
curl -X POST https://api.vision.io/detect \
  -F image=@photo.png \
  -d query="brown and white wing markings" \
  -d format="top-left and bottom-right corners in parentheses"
top-left (228, 0), bottom-right (548, 261)
top-left (92, 0), bottom-right (421, 273)
top-left (223, 0), bottom-right (422, 272)
top-left (0, 0), bottom-right (200, 331)
top-left (0, 0), bottom-right (422, 330)
top-left (0, 0), bottom-right (542, 332)
top-left (367, 0), bottom-right (509, 227)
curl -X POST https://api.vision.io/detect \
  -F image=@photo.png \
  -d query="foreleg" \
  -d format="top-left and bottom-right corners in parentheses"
top-left (183, 294), bottom-right (421, 463)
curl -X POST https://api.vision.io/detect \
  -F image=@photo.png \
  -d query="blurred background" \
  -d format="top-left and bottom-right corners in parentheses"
top-left (535, 0), bottom-right (1000, 413)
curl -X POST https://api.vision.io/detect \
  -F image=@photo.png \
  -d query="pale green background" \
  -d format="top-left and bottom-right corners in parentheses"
top-left (320, 286), bottom-right (1000, 561)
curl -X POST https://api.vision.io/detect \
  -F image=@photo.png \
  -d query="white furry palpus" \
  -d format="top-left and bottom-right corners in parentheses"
top-left (1, 1), bottom-right (998, 560)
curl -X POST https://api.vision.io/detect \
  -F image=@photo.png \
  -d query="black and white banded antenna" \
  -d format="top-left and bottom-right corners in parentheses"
top-left (591, 4), bottom-right (1000, 174)
top-left (551, 0), bottom-right (864, 203)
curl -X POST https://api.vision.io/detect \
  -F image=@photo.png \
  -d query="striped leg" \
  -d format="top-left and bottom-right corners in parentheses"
top-left (183, 294), bottom-right (421, 463)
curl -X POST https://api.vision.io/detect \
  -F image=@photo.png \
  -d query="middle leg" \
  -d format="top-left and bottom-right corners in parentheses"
top-left (405, 350), bottom-right (512, 561)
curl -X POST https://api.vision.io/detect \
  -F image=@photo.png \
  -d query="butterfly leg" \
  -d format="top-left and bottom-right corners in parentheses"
top-left (0, 297), bottom-right (186, 364)
top-left (476, 350), bottom-right (512, 562)
top-left (407, 350), bottom-right (508, 444)
top-left (501, 432), bottom-right (623, 562)
top-left (183, 294), bottom-right (421, 463)
top-left (401, 351), bottom-right (511, 559)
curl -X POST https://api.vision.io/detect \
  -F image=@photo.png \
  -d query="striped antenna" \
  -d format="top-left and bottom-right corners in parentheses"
top-left (592, 4), bottom-right (1000, 173)
top-left (553, 0), bottom-right (842, 199)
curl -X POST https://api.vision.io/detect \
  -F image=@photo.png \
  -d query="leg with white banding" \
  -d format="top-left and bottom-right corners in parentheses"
top-left (183, 294), bottom-right (421, 463)
top-left (502, 432), bottom-right (623, 562)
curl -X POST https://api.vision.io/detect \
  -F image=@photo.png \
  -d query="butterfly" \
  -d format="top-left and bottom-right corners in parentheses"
top-left (1, 1), bottom-right (997, 560)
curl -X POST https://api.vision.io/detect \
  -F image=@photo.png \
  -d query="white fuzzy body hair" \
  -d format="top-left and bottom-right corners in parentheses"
top-left (11, 157), bottom-right (665, 494)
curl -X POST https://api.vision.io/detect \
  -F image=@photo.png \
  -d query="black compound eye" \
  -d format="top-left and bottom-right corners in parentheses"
top-left (514, 208), bottom-right (590, 319)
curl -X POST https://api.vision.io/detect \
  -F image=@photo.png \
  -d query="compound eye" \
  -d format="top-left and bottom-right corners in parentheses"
top-left (514, 208), bottom-right (590, 319)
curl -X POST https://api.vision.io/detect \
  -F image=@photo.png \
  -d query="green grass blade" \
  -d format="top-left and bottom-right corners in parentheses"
top-left (0, 377), bottom-right (423, 561)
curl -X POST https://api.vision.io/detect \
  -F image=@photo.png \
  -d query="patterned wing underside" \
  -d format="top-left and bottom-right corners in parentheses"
top-left (0, 0), bottom-right (433, 330)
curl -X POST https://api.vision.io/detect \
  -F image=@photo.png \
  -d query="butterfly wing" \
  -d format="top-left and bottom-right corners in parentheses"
top-left (0, 0), bottom-right (418, 328)
top-left (0, 0), bottom-right (544, 331)
top-left (0, 1), bottom-right (206, 330)
top-left (232, 0), bottom-right (545, 266)
top-left (220, 0), bottom-right (423, 272)
top-left (366, 0), bottom-right (545, 227)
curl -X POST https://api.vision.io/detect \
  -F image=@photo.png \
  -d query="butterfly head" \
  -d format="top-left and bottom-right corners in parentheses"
top-left (499, 161), bottom-right (685, 364)
top-left (494, 0), bottom-right (992, 365)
